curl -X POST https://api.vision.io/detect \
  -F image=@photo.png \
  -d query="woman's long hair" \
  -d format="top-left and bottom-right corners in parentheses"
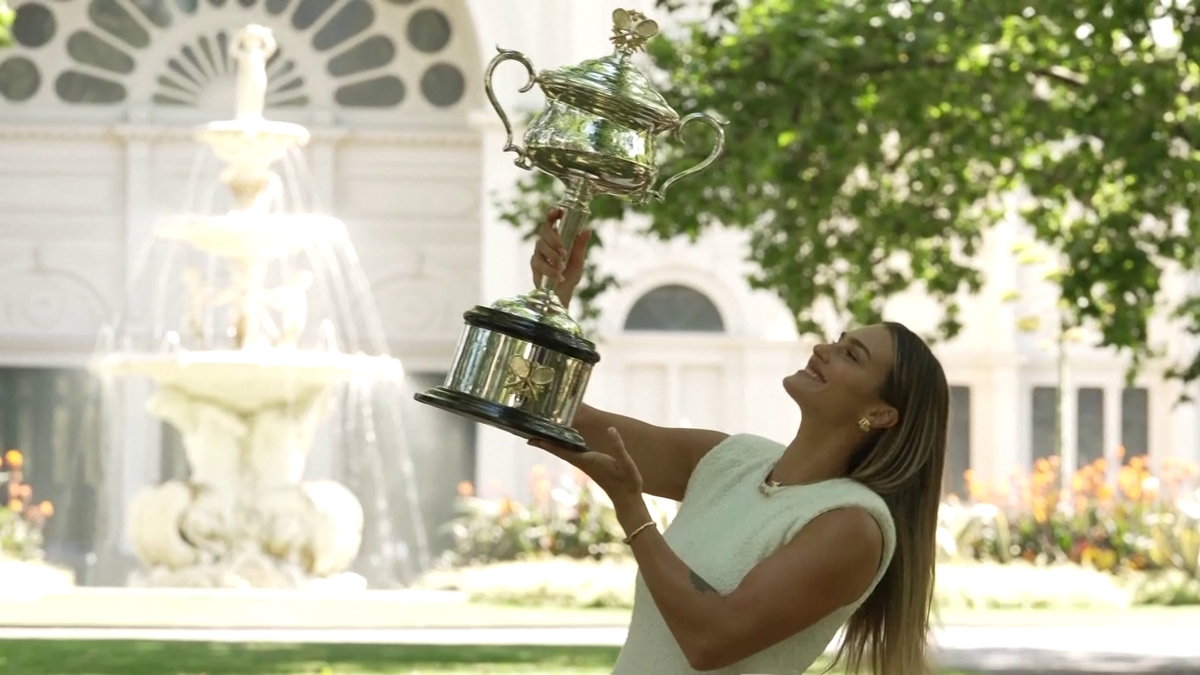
top-left (833, 321), bottom-right (949, 675)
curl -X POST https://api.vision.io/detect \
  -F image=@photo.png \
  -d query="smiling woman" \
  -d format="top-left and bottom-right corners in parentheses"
top-left (528, 210), bottom-right (951, 675)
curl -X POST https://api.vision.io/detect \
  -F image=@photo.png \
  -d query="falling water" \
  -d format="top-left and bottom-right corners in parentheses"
top-left (91, 124), bottom-right (430, 588)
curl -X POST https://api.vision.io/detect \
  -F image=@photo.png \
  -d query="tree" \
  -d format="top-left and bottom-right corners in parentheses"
top-left (498, 0), bottom-right (1200, 384)
top-left (0, 1), bottom-right (12, 47)
top-left (1004, 239), bottom-right (1089, 486)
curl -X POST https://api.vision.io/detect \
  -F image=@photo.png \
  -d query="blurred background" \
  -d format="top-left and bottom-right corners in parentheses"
top-left (0, 0), bottom-right (1197, 673)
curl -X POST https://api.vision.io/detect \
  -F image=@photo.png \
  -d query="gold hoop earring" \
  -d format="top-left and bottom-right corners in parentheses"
top-left (858, 417), bottom-right (871, 433)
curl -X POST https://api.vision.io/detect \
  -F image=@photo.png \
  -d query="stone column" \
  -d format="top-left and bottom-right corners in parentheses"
top-left (982, 357), bottom-right (1024, 480)
top-left (97, 119), bottom-right (164, 585)
top-left (1102, 383), bottom-right (1121, 468)
top-left (469, 108), bottom-right (535, 500)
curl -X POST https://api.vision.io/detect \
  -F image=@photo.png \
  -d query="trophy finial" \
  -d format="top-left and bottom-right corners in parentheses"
top-left (610, 8), bottom-right (659, 54)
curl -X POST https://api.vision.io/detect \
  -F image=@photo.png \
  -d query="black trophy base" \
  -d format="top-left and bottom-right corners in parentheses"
top-left (414, 387), bottom-right (588, 453)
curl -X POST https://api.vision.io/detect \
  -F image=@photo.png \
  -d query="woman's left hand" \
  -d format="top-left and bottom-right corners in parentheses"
top-left (529, 427), bottom-right (644, 501)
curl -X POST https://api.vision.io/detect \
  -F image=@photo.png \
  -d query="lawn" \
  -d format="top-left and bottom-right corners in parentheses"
top-left (0, 641), bottom-right (976, 674)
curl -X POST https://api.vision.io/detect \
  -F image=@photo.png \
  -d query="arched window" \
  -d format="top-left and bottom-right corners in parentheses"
top-left (623, 284), bottom-right (725, 333)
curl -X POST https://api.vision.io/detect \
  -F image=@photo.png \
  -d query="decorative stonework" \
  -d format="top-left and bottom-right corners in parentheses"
top-left (0, 123), bottom-right (481, 148)
top-left (0, 0), bottom-right (472, 114)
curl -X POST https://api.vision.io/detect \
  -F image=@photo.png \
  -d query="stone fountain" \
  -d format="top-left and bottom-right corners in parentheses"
top-left (92, 25), bottom-right (405, 589)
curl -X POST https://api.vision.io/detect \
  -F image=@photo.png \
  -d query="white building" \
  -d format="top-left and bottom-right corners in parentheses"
top-left (0, 0), bottom-right (1196, 582)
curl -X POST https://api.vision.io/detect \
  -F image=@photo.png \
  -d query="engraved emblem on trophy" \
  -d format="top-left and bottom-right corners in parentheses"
top-left (415, 8), bottom-right (726, 451)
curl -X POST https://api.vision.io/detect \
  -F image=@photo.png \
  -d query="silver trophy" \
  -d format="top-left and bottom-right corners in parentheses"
top-left (416, 8), bottom-right (725, 451)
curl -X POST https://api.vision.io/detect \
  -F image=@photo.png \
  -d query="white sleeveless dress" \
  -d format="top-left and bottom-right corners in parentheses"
top-left (611, 433), bottom-right (897, 675)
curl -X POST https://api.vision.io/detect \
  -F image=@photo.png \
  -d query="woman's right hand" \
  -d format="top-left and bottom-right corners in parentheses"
top-left (531, 207), bottom-right (592, 308)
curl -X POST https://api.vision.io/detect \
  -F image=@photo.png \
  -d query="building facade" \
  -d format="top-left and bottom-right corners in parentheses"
top-left (0, 0), bottom-right (1196, 582)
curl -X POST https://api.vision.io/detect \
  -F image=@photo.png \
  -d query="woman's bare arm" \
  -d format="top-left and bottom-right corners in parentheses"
top-left (528, 211), bottom-right (724, 500)
top-left (572, 404), bottom-right (727, 501)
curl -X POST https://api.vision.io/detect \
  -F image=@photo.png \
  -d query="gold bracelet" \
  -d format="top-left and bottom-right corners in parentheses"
top-left (623, 521), bottom-right (657, 545)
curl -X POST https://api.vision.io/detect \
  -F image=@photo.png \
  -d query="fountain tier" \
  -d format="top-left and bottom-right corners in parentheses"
top-left (92, 24), bottom-right (412, 590)
top-left (96, 352), bottom-right (398, 415)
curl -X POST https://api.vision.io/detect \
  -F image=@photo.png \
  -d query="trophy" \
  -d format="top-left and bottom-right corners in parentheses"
top-left (415, 8), bottom-right (725, 451)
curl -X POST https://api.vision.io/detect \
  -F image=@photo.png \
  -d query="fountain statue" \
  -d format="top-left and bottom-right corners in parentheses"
top-left (92, 24), bottom-right (415, 589)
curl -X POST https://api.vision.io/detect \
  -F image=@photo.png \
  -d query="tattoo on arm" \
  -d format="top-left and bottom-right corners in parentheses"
top-left (689, 569), bottom-right (717, 594)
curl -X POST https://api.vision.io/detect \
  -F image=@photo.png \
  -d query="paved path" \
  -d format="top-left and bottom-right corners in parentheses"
top-left (1, 625), bottom-right (1197, 674)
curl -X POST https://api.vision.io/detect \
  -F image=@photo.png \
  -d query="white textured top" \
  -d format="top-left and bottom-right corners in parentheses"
top-left (612, 433), bottom-right (897, 675)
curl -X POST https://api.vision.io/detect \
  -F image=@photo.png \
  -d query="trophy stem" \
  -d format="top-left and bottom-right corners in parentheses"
top-left (537, 179), bottom-right (595, 300)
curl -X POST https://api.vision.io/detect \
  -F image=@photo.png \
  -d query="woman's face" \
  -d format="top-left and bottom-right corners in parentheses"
top-left (783, 324), bottom-right (898, 428)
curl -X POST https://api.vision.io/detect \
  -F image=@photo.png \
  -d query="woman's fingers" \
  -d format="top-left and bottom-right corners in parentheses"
top-left (531, 209), bottom-right (567, 284)
top-left (541, 208), bottom-right (565, 246)
top-left (567, 229), bottom-right (592, 268)
top-left (532, 238), bottom-right (566, 281)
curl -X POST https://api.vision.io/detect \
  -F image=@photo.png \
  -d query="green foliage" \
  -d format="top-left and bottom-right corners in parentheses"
top-left (439, 467), bottom-right (677, 566)
top-left (442, 469), bottom-right (628, 565)
top-left (442, 454), bottom-right (1200, 606)
top-left (0, 1), bottom-right (12, 48)
top-left (947, 453), bottom-right (1200, 603)
top-left (1, 450), bottom-right (52, 561)
top-left (499, 0), bottom-right (1200, 381)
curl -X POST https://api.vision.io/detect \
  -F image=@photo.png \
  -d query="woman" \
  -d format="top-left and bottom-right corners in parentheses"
top-left (528, 209), bottom-right (949, 675)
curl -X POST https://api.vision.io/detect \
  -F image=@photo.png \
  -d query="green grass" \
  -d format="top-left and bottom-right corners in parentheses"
top-left (0, 641), bottom-right (977, 674)
top-left (426, 601), bottom-right (1200, 629)
top-left (0, 642), bottom-right (618, 675)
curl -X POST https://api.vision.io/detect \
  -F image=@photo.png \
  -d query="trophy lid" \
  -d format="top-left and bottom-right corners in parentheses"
top-left (538, 9), bottom-right (679, 133)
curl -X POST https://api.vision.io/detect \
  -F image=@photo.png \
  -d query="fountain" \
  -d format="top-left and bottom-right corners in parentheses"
top-left (92, 24), bottom-right (425, 589)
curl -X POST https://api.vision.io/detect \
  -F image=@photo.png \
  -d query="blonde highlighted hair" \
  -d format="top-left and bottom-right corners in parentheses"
top-left (832, 321), bottom-right (949, 675)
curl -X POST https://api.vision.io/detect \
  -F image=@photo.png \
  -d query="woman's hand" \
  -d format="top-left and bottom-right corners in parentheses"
top-left (529, 427), bottom-right (643, 502)
top-left (530, 207), bottom-right (592, 308)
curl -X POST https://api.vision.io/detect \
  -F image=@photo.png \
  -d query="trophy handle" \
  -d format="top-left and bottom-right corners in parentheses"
top-left (484, 47), bottom-right (538, 170)
top-left (645, 113), bottom-right (727, 202)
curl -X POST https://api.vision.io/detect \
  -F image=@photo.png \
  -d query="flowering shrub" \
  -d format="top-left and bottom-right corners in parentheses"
top-left (442, 451), bottom-right (1199, 605)
top-left (440, 465), bottom-right (677, 566)
top-left (0, 449), bottom-right (54, 561)
top-left (949, 451), bottom-right (1200, 577)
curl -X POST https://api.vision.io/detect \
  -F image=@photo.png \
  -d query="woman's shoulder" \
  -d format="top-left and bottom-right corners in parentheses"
top-left (683, 433), bottom-right (783, 494)
top-left (703, 432), bottom-right (785, 466)
top-left (808, 480), bottom-right (897, 554)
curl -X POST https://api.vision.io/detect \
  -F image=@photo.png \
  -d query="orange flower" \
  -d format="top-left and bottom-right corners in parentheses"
top-left (456, 480), bottom-right (474, 497)
top-left (532, 478), bottom-right (551, 505)
top-left (4, 449), bottom-right (22, 468)
top-left (7, 498), bottom-right (21, 512)
top-left (38, 501), bottom-right (53, 517)
top-left (17, 484), bottom-right (31, 499)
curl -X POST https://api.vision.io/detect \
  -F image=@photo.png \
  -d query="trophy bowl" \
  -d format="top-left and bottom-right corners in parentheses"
top-left (416, 8), bottom-right (725, 452)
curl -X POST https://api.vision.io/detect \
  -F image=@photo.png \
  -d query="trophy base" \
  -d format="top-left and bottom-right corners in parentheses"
top-left (414, 387), bottom-right (587, 452)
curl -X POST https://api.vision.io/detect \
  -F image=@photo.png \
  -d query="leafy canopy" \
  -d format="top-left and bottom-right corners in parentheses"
top-left (497, 0), bottom-right (1200, 383)
top-left (0, 1), bottom-right (12, 47)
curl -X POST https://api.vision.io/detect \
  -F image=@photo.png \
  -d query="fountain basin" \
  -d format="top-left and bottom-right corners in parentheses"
top-left (93, 351), bottom-right (400, 415)
top-left (196, 119), bottom-right (309, 171)
top-left (157, 214), bottom-right (341, 261)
